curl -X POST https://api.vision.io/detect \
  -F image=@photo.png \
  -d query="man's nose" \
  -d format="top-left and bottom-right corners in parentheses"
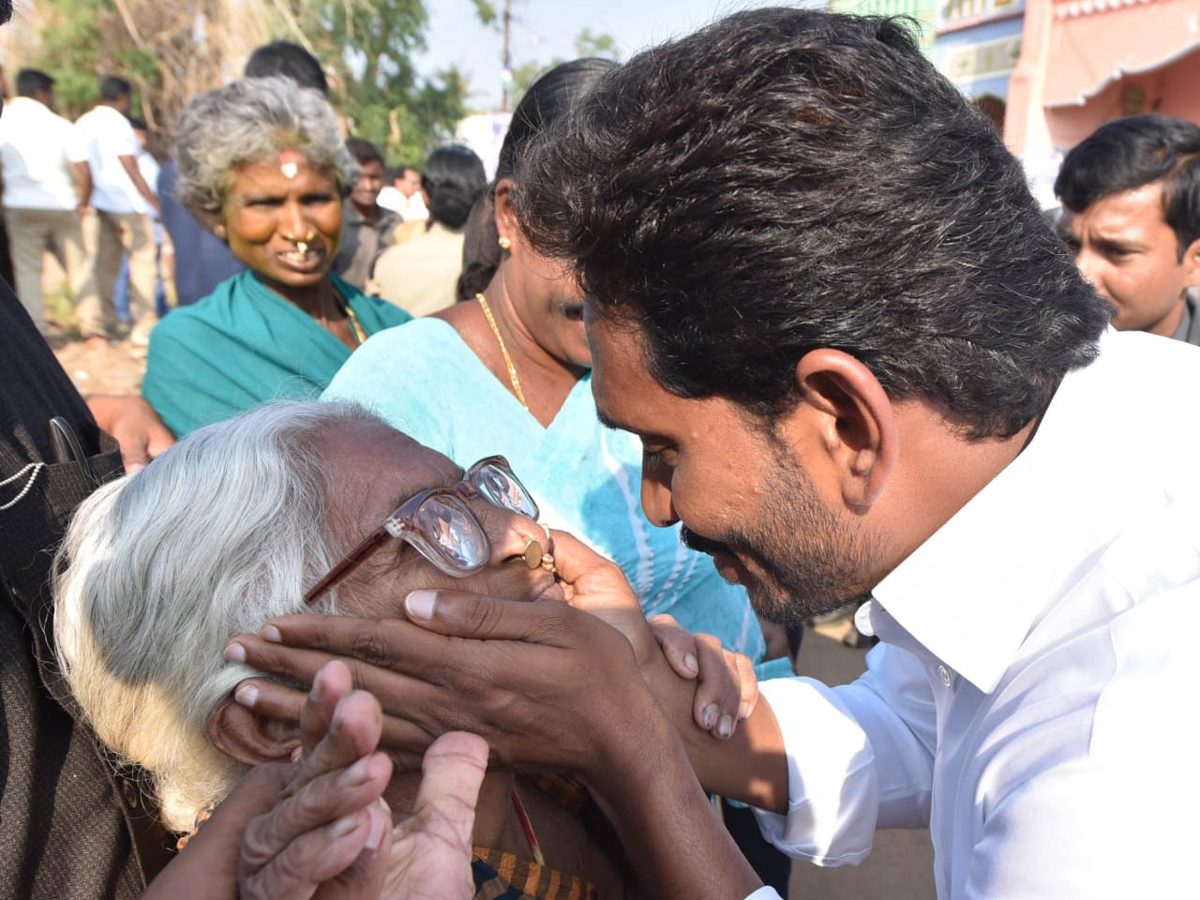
top-left (1074, 247), bottom-right (1103, 289)
top-left (640, 470), bottom-right (679, 529)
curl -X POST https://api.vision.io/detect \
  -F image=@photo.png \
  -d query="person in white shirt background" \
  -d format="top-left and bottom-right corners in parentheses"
top-left (69, 75), bottom-right (160, 347)
top-left (109, 116), bottom-right (169, 334)
top-left (0, 68), bottom-right (98, 336)
top-left (229, 8), bottom-right (1200, 899)
top-left (376, 164), bottom-right (428, 221)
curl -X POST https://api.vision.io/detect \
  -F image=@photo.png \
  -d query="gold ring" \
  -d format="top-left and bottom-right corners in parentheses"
top-left (523, 537), bottom-right (543, 569)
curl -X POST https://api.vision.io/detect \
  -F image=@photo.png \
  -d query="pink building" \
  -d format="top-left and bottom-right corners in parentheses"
top-left (1007, 0), bottom-right (1200, 200)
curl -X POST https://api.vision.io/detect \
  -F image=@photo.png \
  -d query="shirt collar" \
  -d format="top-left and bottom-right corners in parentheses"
top-left (870, 329), bottom-right (1137, 693)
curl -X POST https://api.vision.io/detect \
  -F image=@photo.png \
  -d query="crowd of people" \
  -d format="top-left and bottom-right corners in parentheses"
top-left (2, 3), bottom-right (1199, 900)
top-left (0, 40), bottom-right (451, 351)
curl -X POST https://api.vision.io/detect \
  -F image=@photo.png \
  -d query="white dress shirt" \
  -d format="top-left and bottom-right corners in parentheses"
top-left (134, 149), bottom-right (160, 220)
top-left (0, 97), bottom-right (78, 210)
top-left (750, 329), bottom-right (1200, 898)
top-left (69, 105), bottom-right (140, 214)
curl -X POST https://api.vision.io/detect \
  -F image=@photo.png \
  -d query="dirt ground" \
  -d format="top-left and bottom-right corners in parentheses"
top-left (50, 334), bottom-right (147, 397)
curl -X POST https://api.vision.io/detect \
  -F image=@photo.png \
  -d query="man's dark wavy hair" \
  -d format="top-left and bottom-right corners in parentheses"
top-left (1055, 114), bottom-right (1200, 260)
top-left (514, 8), bottom-right (1109, 439)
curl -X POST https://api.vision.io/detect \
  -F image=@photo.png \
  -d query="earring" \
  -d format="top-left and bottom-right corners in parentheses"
top-left (498, 236), bottom-right (512, 251)
top-left (213, 224), bottom-right (226, 240)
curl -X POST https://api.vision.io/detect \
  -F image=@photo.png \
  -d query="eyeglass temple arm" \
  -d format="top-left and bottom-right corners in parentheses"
top-left (303, 527), bottom-right (392, 604)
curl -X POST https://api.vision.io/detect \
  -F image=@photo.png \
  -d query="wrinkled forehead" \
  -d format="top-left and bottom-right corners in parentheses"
top-left (319, 421), bottom-right (460, 526)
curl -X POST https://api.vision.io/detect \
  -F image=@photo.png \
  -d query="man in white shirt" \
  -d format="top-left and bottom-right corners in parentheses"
top-left (232, 9), bottom-right (1200, 899)
top-left (376, 164), bottom-right (428, 220)
top-left (69, 75), bottom-right (160, 346)
top-left (0, 68), bottom-right (97, 334)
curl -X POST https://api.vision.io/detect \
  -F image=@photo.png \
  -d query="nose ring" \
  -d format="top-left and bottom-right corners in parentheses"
top-left (283, 230), bottom-right (317, 254)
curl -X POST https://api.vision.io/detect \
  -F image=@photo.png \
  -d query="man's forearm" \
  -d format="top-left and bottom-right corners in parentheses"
top-left (72, 161), bottom-right (92, 209)
top-left (119, 155), bottom-right (160, 213)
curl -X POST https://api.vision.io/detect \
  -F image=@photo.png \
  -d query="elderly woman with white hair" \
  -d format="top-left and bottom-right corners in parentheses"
top-left (141, 78), bottom-right (410, 439)
top-left (53, 401), bottom-right (755, 898)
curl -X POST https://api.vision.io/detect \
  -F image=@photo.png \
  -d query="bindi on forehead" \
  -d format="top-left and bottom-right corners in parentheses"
top-left (279, 149), bottom-right (303, 179)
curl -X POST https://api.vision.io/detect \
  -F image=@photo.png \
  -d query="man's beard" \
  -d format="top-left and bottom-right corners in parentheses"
top-left (681, 442), bottom-right (876, 627)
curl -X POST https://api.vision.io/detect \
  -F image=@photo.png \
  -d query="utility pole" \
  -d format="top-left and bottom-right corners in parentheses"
top-left (501, 0), bottom-right (512, 111)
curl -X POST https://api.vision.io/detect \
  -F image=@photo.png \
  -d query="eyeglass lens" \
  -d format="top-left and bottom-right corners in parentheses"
top-left (413, 498), bottom-right (490, 569)
top-left (473, 462), bottom-right (537, 518)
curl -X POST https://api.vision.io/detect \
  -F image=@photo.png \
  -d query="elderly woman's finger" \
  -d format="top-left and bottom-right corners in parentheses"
top-left (384, 733), bottom-right (489, 900)
top-left (283, 688), bottom-right (385, 801)
top-left (299, 659), bottom-right (353, 758)
top-left (403, 731), bottom-right (489, 842)
top-left (649, 614), bottom-right (700, 680)
top-left (239, 752), bottom-right (392, 875)
top-left (240, 801), bottom-right (390, 900)
top-left (691, 633), bottom-right (746, 740)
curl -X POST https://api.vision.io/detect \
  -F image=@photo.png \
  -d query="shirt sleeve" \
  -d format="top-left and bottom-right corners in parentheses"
top-left (66, 122), bottom-right (88, 164)
top-left (743, 889), bottom-right (783, 900)
top-left (99, 114), bottom-right (139, 160)
top-left (752, 643), bottom-right (936, 865)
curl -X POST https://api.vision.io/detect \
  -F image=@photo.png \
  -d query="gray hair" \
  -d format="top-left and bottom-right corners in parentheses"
top-left (53, 400), bottom-right (381, 832)
top-left (173, 76), bottom-right (358, 227)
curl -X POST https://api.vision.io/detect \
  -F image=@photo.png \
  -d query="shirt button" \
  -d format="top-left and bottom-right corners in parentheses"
top-left (938, 664), bottom-right (953, 687)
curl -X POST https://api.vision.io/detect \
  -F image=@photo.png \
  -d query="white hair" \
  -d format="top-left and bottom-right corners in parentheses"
top-left (173, 75), bottom-right (358, 227)
top-left (53, 401), bottom-right (381, 832)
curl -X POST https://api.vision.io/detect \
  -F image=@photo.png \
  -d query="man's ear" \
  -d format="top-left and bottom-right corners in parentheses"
top-left (206, 696), bottom-right (300, 766)
top-left (1182, 235), bottom-right (1200, 288)
top-left (791, 348), bottom-right (897, 511)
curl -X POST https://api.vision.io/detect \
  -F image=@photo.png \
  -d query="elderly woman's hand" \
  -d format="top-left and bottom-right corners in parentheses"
top-left (648, 614), bottom-right (760, 740)
top-left (238, 660), bottom-right (394, 900)
top-left (239, 660), bottom-right (487, 900)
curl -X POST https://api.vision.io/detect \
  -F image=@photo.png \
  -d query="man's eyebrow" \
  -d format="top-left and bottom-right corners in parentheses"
top-left (1092, 234), bottom-right (1144, 254)
top-left (596, 409), bottom-right (628, 432)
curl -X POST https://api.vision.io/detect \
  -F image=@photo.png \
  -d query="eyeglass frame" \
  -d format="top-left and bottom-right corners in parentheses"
top-left (303, 455), bottom-right (539, 604)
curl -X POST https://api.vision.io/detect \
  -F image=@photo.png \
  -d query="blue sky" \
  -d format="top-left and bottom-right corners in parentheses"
top-left (416, 0), bottom-right (811, 111)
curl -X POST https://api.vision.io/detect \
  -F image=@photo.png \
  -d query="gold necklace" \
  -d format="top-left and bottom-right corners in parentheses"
top-left (331, 286), bottom-right (368, 346)
top-left (476, 293), bottom-right (529, 409)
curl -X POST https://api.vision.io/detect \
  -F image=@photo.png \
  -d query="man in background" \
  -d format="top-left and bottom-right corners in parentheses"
top-left (69, 75), bottom-right (159, 347)
top-left (0, 68), bottom-right (97, 337)
top-left (334, 137), bottom-right (401, 290)
top-left (1055, 113), bottom-right (1200, 345)
top-left (377, 164), bottom-right (427, 220)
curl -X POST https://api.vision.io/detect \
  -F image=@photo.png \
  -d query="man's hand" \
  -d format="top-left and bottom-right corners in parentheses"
top-left (227, 594), bottom-right (649, 777)
top-left (85, 394), bottom-right (175, 472)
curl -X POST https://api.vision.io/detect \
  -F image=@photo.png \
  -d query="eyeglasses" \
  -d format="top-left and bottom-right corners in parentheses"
top-left (304, 455), bottom-right (540, 604)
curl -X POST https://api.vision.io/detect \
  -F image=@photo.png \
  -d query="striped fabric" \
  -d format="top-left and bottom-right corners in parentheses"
top-left (471, 847), bottom-right (598, 900)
